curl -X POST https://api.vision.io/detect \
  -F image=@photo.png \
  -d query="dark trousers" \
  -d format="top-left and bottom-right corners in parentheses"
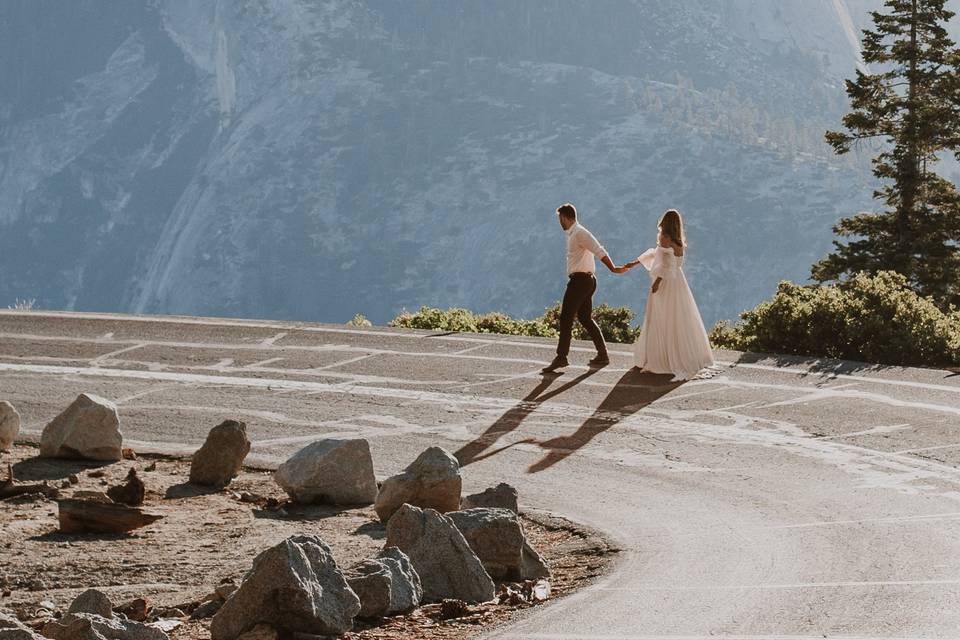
top-left (556, 273), bottom-right (607, 358)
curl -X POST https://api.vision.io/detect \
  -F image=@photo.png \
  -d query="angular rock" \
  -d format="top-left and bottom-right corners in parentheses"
top-left (384, 504), bottom-right (494, 604)
top-left (346, 547), bottom-right (421, 618)
top-left (210, 535), bottom-right (360, 640)
top-left (106, 468), bottom-right (145, 506)
top-left (376, 547), bottom-right (423, 614)
top-left (68, 589), bottom-right (115, 618)
top-left (42, 613), bottom-right (168, 640)
top-left (113, 598), bottom-right (149, 623)
top-left (520, 539), bottom-right (552, 581)
top-left (0, 401), bottom-right (20, 451)
top-left (274, 439), bottom-right (377, 505)
top-left (0, 613), bottom-right (46, 640)
top-left (461, 483), bottom-right (519, 513)
top-left (447, 508), bottom-right (551, 581)
top-left (40, 394), bottom-right (122, 461)
top-left (189, 420), bottom-right (250, 487)
top-left (374, 447), bottom-right (461, 523)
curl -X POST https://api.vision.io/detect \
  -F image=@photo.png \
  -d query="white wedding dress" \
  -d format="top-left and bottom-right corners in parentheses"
top-left (633, 246), bottom-right (714, 380)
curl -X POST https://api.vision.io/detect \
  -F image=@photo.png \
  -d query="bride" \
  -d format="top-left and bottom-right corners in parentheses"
top-left (629, 209), bottom-right (714, 380)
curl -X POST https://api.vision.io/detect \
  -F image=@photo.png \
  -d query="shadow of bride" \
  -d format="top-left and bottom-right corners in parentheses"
top-left (527, 368), bottom-right (683, 473)
top-left (455, 367), bottom-right (604, 467)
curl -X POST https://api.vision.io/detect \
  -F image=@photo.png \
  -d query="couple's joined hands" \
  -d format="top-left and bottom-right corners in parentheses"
top-left (612, 258), bottom-right (642, 274)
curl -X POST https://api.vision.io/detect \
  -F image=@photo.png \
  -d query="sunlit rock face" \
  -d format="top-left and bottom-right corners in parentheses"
top-left (0, 0), bottom-right (900, 325)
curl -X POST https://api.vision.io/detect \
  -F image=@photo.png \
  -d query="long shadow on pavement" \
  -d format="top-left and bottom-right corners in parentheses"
top-left (455, 367), bottom-right (604, 467)
top-left (527, 368), bottom-right (682, 473)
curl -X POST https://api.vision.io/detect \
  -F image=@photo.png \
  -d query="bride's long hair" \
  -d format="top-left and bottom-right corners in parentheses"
top-left (659, 209), bottom-right (686, 247)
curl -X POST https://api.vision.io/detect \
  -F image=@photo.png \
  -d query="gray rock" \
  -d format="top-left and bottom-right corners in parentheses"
top-left (189, 600), bottom-right (221, 620)
top-left (210, 535), bottom-right (360, 640)
top-left (0, 612), bottom-right (46, 640)
top-left (68, 589), bottom-right (115, 619)
top-left (189, 420), bottom-right (250, 487)
top-left (274, 439), bottom-right (377, 505)
top-left (374, 447), bottom-right (461, 523)
top-left (42, 613), bottom-right (168, 640)
top-left (40, 394), bottom-right (122, 461)
top-left (0, 401), bottom-right (20, 451)
top-left (447, 508), bottom-right (550, 581)
top-left (347, 547), bottom-right (422, 618)
top-left (461, 483), bottom-right (518, 513)
top-left (384, 504), bottom-right (494, 604)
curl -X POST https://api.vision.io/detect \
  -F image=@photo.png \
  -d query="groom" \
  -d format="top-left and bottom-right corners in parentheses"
top-left (542, 203), bottom-right (630, 373)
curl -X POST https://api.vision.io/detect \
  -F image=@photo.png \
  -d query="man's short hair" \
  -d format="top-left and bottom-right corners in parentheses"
top-left (557, 203), bottom-right (577, 220)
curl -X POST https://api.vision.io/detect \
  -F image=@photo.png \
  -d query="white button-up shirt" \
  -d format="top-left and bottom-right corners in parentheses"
top-left (565, 222), bottom-right (608, 275)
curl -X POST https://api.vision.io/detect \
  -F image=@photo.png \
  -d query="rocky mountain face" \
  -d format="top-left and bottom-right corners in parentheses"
top-left (0, 0), bottom-right (899, 326)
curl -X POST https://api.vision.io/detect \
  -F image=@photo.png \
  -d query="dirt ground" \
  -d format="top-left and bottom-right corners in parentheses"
top-left (1, 444), bottom-right (618, 639)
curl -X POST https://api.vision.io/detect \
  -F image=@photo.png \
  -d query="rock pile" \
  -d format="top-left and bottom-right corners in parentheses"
top-left (274, 439), bottom-right (378, 505)
top-left (384, 504), bottom-right (496, 603)
top-left (43, 590), bottom-right (169, 640)
top-left (346, 547), bottom-right (422, 618)
top-left (375, 447), bottom-right (462, 522)
top-left (40, 394), bottom-right (122, 461)
top-left (189, 420), bottom-right (250, 487)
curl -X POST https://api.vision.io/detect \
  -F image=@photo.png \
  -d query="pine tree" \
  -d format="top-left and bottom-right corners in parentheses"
top-left (812, 0), bottom-right (960, 307)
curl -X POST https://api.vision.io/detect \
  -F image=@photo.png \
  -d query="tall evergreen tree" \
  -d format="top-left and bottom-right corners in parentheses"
top-left (812, 0), bottom-right (960, 306)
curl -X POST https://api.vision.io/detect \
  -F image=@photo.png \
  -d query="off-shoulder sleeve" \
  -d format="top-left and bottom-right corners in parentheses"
top-left (645, 248), bottom-right (673, 279)
top-left (636, 248), bottom-right (657, 270)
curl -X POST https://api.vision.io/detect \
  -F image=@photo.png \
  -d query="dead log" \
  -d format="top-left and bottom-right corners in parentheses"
top-left (57, 498), bottom-right (162, 533)
top-left (0, 464), bottom-right (57, 500)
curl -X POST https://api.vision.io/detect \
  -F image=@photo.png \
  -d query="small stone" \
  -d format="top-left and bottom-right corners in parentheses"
top-left (114, 598), bottom-right (150, 622)
top-left (189, 600), bottom-right (221, 620)
top-left (189, 420), bottom-right (250, 487)
top-left (59, 480), bottom-right (71, 489)
top-left (87, 470), bottom-right (106, 479)
top-left (213, 583), bottom-right (236, 601)
top-left (461, 483), bottom-right (519, 513)
top-left (68, 589), bottom-right (115, 618)
top-left (121, 448), bottom-right (137, 460)
top-left (439, 599), bottom-right (470, 620)
top-left (374, 447), bottom-right (462, 523)
top-left (238, 492), bottom-right (260, 503)
top-left (144, 462), bottom-right (156, 472)
top-left (40, 394), bottom-right (123, 461)
top-left (67, 475), bottom-right (79, 485)
top-left (106, 468), bottom-right (145, 506)
top-left (0, 401), bottom-right (21, 451)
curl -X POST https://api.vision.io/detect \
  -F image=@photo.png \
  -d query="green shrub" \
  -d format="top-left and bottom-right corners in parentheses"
top-left (389, 303), bottom-right (638, 342)
top-left (718, 271), bottom-right (960, 367)
top-left (541, 302), bottom-right (640, 344)
top-left (346, 313), bottom-right (372, 327)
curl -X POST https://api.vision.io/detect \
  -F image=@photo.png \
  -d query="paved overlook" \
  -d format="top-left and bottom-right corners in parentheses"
top-left (3, 310), bottom-right (960, 638)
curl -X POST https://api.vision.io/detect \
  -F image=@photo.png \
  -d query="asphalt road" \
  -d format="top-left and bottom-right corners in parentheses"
top-left (3, 310), bottom-right (960, 639)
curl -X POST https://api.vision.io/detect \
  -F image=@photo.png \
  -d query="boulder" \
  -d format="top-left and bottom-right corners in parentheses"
top-left (42, 613), bottom-right (168, 640)
top-left (384, 504), bottom-right (494, 604)
top-left (447, 508), bottom-right (550, 580)
top-left (68, 589), bottom-right (115, 618)
top-left (274, 439), bottom-right (378, 505)
top-left (461, 483), bottom-right (518, 513)
top-left (236, 625), bottom-right (277, 640)
top-left (106, 468), bottom-right (145, 506)
top-left (0, 613), bottom-right (46, 640)
top-left (189, 420), bottom-right (250, 487)
top-left (374, 447), bottom-right (461, 523)
top-left (210, 535), bottom-right (360, 640)
top-left (0, 401), bottom-right (20, 451)
top-left (346, 547), bottom-right (422, 618)
top-left (40, 394), bottom-right (122, 461)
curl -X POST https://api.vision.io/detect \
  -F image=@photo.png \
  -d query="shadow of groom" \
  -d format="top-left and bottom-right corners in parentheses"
top-left (527, 368), bottom-right (683, 473)
top-left (454, 367), bottom-right (603, 467)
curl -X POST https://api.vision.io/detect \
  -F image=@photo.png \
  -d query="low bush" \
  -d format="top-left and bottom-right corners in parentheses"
top-left (714, 271), bottom-right (960, 367)
top-left (389, 303), bottom-right (639, 343)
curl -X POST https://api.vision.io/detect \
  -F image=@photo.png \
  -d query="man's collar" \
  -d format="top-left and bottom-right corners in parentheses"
top-left (564, 222), bottom-right (580, 236)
